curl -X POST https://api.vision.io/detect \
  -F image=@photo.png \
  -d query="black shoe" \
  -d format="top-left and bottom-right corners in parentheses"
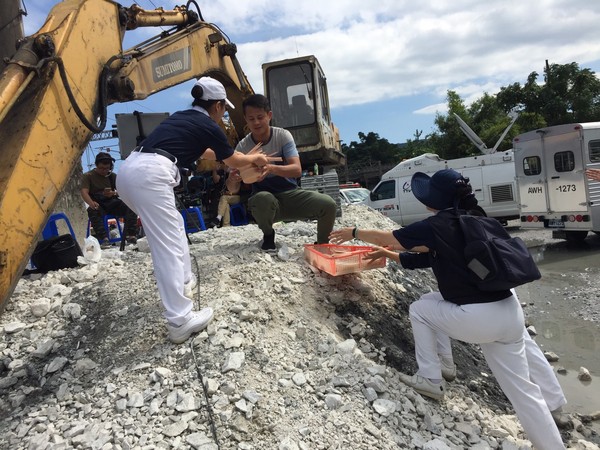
top-left (261, 231), bottom-right (276, 251)
top-left (99, 238), bottom-right (112, 249)
top-left (207, 218), bottom-right (221, 229)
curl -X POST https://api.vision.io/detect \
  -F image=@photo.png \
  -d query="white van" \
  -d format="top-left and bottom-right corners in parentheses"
top-left (513, 122), bottom-right (600, 242)
top-left (367, 152), bottom-right (519, 226)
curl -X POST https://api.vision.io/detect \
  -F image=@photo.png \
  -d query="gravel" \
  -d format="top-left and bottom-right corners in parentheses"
top-left (1, 204), bottom-right (598, 450)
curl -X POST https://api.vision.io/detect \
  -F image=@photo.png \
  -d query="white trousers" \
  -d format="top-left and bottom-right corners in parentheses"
top-left (116, 151), bottom-right (194, 326)
top-left (409, 291), bottom-right (565, 450)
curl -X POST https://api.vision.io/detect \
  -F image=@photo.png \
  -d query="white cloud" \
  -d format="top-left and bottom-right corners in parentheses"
top-left (414, 103), bottom-right (447, 115)
top-left (21, 0), bottom-right (600, 121)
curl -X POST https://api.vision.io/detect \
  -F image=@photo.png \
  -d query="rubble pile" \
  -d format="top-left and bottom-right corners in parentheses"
top-left (1, 204), bottom-right (598, 449)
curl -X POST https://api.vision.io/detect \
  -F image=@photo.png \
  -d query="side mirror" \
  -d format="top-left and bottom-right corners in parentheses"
top-left (370, 192), bottom-right (377, 201)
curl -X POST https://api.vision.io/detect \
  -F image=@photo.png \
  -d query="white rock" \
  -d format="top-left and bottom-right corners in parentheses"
top-left (30, 298), bottom-right (51, 317)
top-left (136, 237), bottom-right (151, 253)
top-left (363, 387), bottom-right (378, 402)
top-left (279, 437), bottom-right (300, 450)
top-left (4, 322), bottom-right (26, 334)
top-left (235, 398), bottom-right (248, 413)
top-left (373, 398), bottom-right (396, 416)
top-left (578, 366), bottom-right (592, 381)
top-left (176, 393), bottom-right (199, 412)
top-left (186, 432), bottom-right (216, 449)
top-left (292, 373), bottom-right (307, 386)
top-left (243, 390), bottom-right (262, 404)
top-left (62, 303), bottom-right (81, 320)
top-left (46, 284), bottom-right (72, 297)
top-left (153, 366), bottom-right (172, 380)
top-left (46, 356), bottom-right (68, 373)
top-left (423, 438), bottom-right (452, 450)
top-left (336, 339), bottom-right (357, 354)
top-left (224, 333), bottom-right (245, 349)
top-left (162, 420), bottom-right (188, 437)
top-left (74, 358), bottom-right (98, 373)
top-left (127, 391), bottom-right (144, 408)
top-left (32, 339), bottom-right (55, 358)
top-left (222, 352), bottom-right (245, 372)
top-left (325, 394), bottom-right (343, 409)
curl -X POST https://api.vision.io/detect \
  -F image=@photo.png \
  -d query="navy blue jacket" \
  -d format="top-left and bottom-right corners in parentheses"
top-left (399, 210), bottom-right (511, 305)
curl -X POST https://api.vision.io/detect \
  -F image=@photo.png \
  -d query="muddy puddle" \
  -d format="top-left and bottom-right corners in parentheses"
top-left (516, 232), bottom-right (600, 432)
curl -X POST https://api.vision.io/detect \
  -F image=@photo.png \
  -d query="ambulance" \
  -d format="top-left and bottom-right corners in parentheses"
top-left (513, 122), bottom-right (600, 242)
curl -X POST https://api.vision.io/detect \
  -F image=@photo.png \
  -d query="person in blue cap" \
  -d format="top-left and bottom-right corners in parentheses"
top-left (330, 169), bottom-right (567, 449)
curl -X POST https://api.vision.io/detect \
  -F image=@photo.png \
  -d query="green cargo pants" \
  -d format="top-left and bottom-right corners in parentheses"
top-left (248, 188), bottom-right (337, 244)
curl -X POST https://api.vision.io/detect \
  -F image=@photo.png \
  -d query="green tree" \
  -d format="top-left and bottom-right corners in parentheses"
top-left (403, 129), bottom-right (438, 160)
top-left (344, 131), bottom-right (403, 169)
top-left (497, 62), bottom-right (600, 130)
top-left (428, 90), bottom-right (520, 160)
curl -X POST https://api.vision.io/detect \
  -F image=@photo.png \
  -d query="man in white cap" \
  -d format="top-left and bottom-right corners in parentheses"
top-left (117, 76), bottom-right (267, 344)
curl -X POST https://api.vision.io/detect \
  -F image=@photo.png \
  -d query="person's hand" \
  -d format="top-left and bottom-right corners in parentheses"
top-left (329, 227), bottom-right (354, 244)
top-left (255, 164), bottom-right (272, 182)
top-left (364, 246), bottom-right (391, 261)
top-left (252, 153), bottom-right (269, 167)
top-left (91, 201), bottom-right (100, 210)
top-left (202, 149), bottom-right (217, 160)
top-left (586, 168), bottom-right (600, 182)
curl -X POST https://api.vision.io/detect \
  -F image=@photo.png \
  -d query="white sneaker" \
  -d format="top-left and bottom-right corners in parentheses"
top-left (441, 360), bottom-right (457, 382)
top-left (167, 308), bottom-right (213, 344)
top-left (183, 274), bottom-right (197, 298)
top-left (399, 373), bottom-right (445, 401)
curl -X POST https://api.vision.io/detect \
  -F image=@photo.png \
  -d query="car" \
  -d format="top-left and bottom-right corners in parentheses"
top-left (340, 187), bottom-right (370, 205)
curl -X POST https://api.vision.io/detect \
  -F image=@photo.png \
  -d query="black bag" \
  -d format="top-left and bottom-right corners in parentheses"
top-left (31, 234), bottom-right (83, 273)
top-left (458, 214), bottom-right (541, 291)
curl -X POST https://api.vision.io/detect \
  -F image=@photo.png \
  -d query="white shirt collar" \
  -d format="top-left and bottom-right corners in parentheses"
top-left (192, 105), bottom-right (210, 116)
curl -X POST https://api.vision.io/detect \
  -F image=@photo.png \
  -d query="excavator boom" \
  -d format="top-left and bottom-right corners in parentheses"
top-left (0, 0), bottom-right (254, 311)
top-left (0, 1), bottom-right (343, 312)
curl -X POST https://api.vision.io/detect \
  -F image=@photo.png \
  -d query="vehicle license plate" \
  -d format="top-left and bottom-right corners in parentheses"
top-left (546, 219), bottom-right (565, 228)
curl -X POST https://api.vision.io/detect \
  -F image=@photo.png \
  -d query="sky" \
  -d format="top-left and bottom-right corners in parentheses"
top-left (20, 0), bottom-right (600, 169)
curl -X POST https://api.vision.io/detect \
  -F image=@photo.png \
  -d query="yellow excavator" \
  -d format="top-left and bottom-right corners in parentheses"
top-left (0, 0), bottom-right (344, 311)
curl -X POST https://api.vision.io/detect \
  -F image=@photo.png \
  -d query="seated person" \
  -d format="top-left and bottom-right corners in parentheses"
top-left (201, 162), bottom-right (225, 219)
top-left (209, 167), bottom-right (244, 227)
top-left (235, 94), bottom-right (337, 251)
top-left (80, 152), bottom-right (138, 246)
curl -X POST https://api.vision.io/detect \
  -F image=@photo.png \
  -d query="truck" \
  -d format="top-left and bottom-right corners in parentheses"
top-left (0, 0), bottom-right (343, 310)
top-left (513, 122), bottom-right (600, 242)
top-left (367, 151), bottom-right (520, 226)
top-left (367, 113), bottom-right (520, 226)
top-left (263, 55), bottom-right (344, 168)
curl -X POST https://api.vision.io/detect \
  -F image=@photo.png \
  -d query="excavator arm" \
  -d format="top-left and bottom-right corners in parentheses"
top-left (0, 0), bottom-right (254, 311)
top-left (107, 16), bottom-right (253, 142)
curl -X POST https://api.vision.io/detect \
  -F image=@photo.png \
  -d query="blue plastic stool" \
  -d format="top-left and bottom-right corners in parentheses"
top-left (229, 203), bottom-right (249, 226)
top-left (31, 212), bottom-right (77, 271)
top-left (181, 207), bottom-right (206, 233)
top-left (86, 215), bottom-right (124, 243)
top-left (42, 212), bottom-right (76, 240)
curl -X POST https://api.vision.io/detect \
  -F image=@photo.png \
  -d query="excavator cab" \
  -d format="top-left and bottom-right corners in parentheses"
top-left (262, 55), bottom-right (345, 169)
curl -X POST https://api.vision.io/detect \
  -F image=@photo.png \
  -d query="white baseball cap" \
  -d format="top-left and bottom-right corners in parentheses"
top-left (193, 76), bottom-right (235, 109)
